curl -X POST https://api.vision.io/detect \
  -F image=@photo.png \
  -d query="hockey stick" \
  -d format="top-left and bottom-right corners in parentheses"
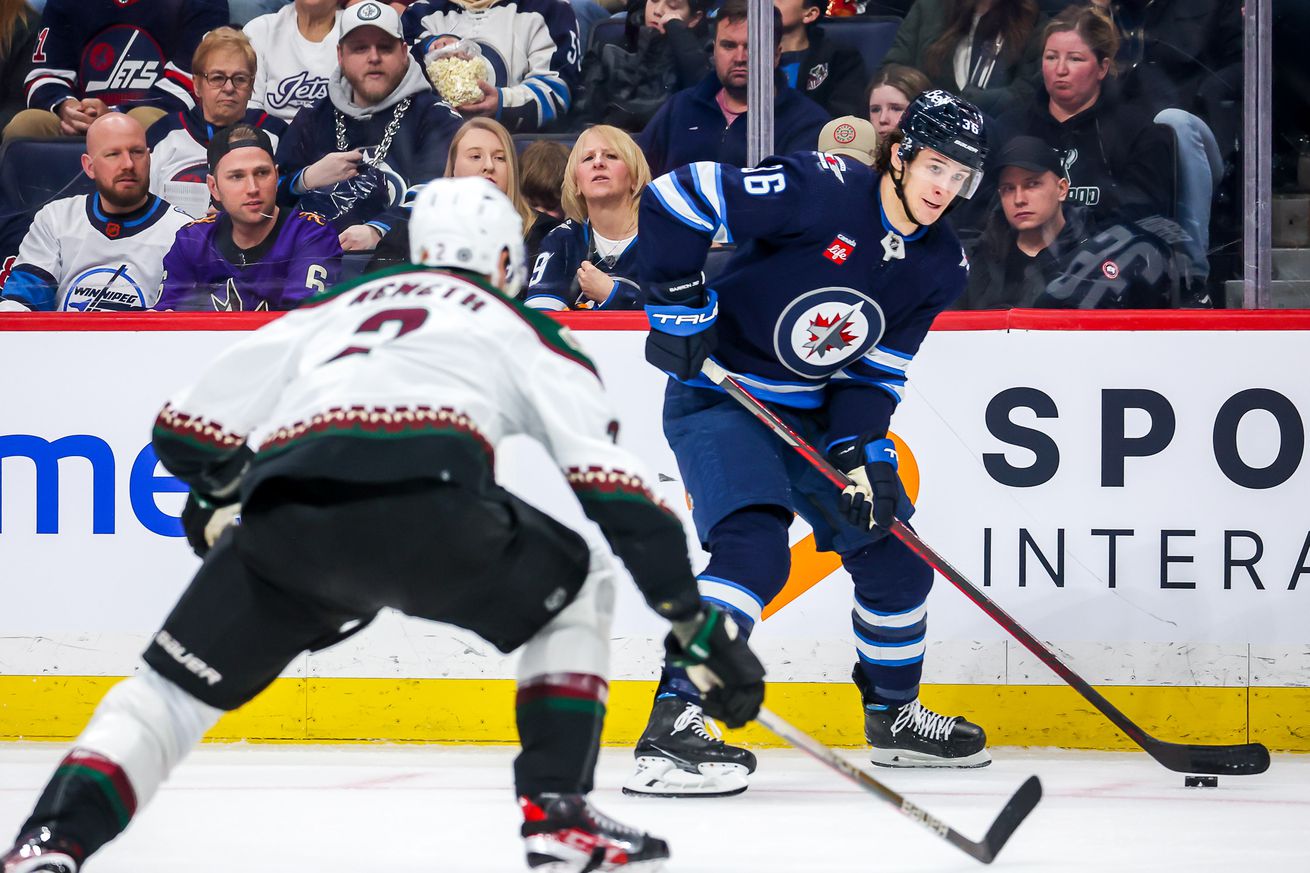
top-left (756, 706), bottom-right (1040, 864)
top-left (701, 359), bottom-right (1271, 777)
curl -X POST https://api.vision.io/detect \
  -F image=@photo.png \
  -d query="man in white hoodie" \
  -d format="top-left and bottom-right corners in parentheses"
top-left (274, 0), bottom-right (463, 250)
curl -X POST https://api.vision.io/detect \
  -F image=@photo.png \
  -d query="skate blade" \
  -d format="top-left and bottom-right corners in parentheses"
top-left (3, 856), bottom-right (78, 873)
top-left (867, 747), bottom-right (993, 769)
top-left (621, 756), bottom-right (750, 798)
top-left (527, 850), bottom-right (667, 873)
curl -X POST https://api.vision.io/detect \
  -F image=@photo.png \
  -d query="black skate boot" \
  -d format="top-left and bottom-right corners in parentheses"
top-left (863, 698), bottom-right (991, 768)
top-left (622, 697), bottom-right (757, 798)
top-left (520, 793), bottom-right (669, 872)
top-left (1, 829), bottom-right (81, 873)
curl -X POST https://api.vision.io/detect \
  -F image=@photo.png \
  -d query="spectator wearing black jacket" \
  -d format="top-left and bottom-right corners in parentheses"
top-left (883, 0), bottom-right (1046, 118)
top-left (638, 0), bottom-right (829, 177)
top-left (573, 0), bottom-right (710, 132)
top-left (776, 0), bottom-right (865, 118)
top-left (996, 7), bottom-right (1173, 226)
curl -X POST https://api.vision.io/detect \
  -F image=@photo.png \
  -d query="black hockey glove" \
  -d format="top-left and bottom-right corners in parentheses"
top-left (181, 492), bottom-right (241, 559)
top-left (666, 604), bottom-right (765, 728)
top-left (827, 435), bottom-right (903, 538)
top-left (644, 273), bottom-right (718, 381)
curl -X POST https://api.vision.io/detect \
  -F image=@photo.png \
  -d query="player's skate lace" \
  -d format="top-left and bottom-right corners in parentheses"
top-left (671, 702), bottom-right (719, 743)
top-left (891, 700), bottom-right (959, 742)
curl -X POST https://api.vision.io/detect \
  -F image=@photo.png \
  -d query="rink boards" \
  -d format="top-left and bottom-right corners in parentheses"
top-left (1, 310), bottom-right (1308, 750)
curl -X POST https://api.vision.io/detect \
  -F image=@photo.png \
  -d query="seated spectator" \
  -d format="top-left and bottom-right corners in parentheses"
top-left (816, 114), bottom-right (879, 168)
top-left (149, 28), bottom-right (288, 219)
top-left (402, 0), bottom-right (580, 133)
top-left (0, 114), bottom-right (190, 311)
top-left (518, 138), bottom-right (569, 258)
top-left (865, 63), bottom-right (931, 138)
top-left (639, 0), bottom-right (829, 177)
top-left (157, 124), bottom-right (342, 311)
top-left (525, 125), bottom-right (649, 311)
top-left (231, 0), bottom-right (293, 28)
top-left (3, 0), bottom-right (229, 142)
top-left (275, 1), bottom-right (463, 250)
top-left (0, 0), bottom-right (40, 133)
top-left (964, 134), bottom-right (1185, 309)
top-left (883, 0), bottom-right (1045, 118)
top-left (776, 0), bottom-right (865, 117)
top-left (996, 7), bottom-right (1173, 226)
top-left (572, 0), bottom-right (710, 132)
top-left (244, 0), bottom-right (341, 122)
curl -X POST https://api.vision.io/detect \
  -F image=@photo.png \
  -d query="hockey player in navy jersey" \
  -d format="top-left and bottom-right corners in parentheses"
top-left (156, 123), bottom-right (342, 311)
top-left (626, 93), bottom-right (992, 798)
top-left (0, 178), bottom-right (764, 873)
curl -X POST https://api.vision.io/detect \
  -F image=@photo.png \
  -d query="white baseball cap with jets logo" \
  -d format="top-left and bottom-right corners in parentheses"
top-left (817, 116), bottom-right (879, 167)
top-left (340, 1), bottom-right (404, 40)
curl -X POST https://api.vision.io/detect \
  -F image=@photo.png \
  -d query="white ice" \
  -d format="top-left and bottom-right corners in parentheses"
top-left (1, 744), bottom-right (1306, 871)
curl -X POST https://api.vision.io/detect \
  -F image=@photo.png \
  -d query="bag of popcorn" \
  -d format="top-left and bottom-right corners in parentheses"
top-left (425, 38), bottom-right (494, 107)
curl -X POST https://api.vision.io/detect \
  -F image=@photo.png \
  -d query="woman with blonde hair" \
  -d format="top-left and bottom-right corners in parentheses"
top-left (525, 125), bottom-right (651, 311)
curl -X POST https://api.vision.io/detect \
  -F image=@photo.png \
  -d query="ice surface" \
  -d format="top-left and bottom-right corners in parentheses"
top-left (1, 744), bottom-right (1305, 871)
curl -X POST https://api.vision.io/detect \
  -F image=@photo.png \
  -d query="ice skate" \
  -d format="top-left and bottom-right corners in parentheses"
top-left (622, 697), bottom-right (756, 797)
top-left (864, 698), bottom-right (991, 768)
top-left (1, 829), bottom-right (80, 873)
top-left (520, 793), bottom-right (669, 871)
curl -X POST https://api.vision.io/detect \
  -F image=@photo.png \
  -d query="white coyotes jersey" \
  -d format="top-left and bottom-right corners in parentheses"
top-left (7, 194), bottom-right (190, 312)
top-left (244, 5), bottom-right (340, 121)
top-left (164, 267), bottom-right (646, 483)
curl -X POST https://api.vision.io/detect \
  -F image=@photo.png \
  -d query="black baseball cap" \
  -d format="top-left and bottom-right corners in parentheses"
top-left (994, 136), bottom-right (1063, 175)
top-left (207, 123), bottom-right (277, 174)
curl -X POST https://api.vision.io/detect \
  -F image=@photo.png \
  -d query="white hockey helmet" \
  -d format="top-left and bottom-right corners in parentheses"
top-left (408, 177), bottom-right (526, 296)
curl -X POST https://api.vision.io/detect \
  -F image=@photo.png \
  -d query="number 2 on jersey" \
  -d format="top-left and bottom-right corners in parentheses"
top-left (328, 308), bottom-right (429, 362)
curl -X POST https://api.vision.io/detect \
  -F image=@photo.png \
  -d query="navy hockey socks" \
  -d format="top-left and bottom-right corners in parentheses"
top-left (514, 673), bottom-right (608, 796)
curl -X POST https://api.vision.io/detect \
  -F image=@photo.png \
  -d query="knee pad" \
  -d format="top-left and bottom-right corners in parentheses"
top-left (517, 529), bottom-right (616, 683)
top-left (76, 667), bottom-right (222, 808)
top-left (699, 507), bottom-right (791, 631)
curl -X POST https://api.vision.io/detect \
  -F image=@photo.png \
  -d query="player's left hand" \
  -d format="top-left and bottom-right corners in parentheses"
top-left (828, 435), bottom-right (902, 535)
top-left (181, 493), bottom-right (241, 558)
top-left (667, 604), bottom-right (765, 728)
top-left (457, 80), bottom-right (500, 117)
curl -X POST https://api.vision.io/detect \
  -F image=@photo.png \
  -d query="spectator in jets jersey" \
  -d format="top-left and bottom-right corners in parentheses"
top-left (157, 124), bottom-right (342, 312)
top-left (402, 0), bottom-right (581, 132)
top-left (275, 1), bottom-right (463, 249)
top-left (525, 125), bottom-right (649, 311)
top-left (3, 0), bottom-right (229, 142)
top-left (149, 28), bottom-right (288, 219)
top-left (244, 0), bottom-right (341, 122)
top-left (0, 114), bottom-right (189, 312)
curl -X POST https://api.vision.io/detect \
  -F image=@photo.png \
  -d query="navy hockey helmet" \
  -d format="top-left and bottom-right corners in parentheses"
top-left (897, 90), bottom-right (988, 198)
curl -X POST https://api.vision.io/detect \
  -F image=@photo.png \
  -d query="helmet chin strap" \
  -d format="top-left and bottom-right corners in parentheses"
top-left (889, 157), bottom-right (925, 231)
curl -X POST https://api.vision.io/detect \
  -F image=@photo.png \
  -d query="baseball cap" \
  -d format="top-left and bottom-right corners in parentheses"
top-left (994, 136), bottom-right (1063, 175)
top-left (207, 123), bottom-right (276, 174)
top-left (340, 1), bottom-right (404, 41)
top-left (817, 116), bottom-right (878, 167)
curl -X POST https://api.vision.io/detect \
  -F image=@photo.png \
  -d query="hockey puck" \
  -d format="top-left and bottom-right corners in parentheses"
top-left (1184, 775), bottom-right (1218, 788)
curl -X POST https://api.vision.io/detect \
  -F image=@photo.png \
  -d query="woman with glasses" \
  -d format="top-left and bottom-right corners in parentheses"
top-left (148, 27), bottom-right (288, 218)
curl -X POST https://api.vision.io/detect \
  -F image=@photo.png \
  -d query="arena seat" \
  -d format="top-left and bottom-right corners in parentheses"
top-left (512, 132), bottom-right (579, 154)
top-left (822, 16), bottom-right (902, 79)
top-left (0, 137), bottom-right (91, 212)
top-left (587, 17), bottom-right (627, 55)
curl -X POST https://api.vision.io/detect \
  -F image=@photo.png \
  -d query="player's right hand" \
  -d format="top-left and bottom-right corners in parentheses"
top-left (828, 435), bottom-right (902, 535)
top-left (666, 604), bottom-right (765, 728)
top-left (644, 273), bottom-right (718, 381)
top-left (181, 493), bottom-right (241, 558)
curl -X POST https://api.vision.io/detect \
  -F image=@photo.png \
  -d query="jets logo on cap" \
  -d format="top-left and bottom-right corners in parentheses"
top-left (358, 2), bottom-right (381, 19)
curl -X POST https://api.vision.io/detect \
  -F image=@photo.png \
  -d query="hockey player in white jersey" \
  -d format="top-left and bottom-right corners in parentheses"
top-left (0, 114), bottom-right (190, 312)
top-left (0, 177), bottom-right (765, 873)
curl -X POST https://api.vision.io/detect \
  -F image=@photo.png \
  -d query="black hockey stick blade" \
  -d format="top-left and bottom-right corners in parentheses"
top-left (756, 706), bottom-right (1040, 865)
top-left (702, 360), bottom-right (1272, 777)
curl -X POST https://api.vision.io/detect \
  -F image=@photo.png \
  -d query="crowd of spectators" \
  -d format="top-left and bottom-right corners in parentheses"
top-left (0, 0), bottom-right (1255, 312)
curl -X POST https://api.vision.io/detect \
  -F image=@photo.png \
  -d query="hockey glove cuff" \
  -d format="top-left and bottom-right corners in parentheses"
top-left (666, 604), bottom-right (765, 728)
top-left (181, 492), bottom-right (242, 559)
top-left (828, 435), bottom-right (901, 536)
top-left (644, 274), bottom-right (718, 382)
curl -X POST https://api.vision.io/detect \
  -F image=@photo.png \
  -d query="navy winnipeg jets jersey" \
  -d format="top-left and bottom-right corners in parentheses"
top-left (639, 151), bottom-right (970, 440)
top-left (524, 219), bottom-right (642, 311)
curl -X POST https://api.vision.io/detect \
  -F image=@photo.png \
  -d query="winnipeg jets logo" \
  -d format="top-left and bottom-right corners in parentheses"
top-left (819, 153), bottom-right (848, 183)
top-left (802, 306), bottom-right (860, 359)
top-left (774, 287), bottom-right (885, 379)
top-left (84, 28), bottom-right (162, 94)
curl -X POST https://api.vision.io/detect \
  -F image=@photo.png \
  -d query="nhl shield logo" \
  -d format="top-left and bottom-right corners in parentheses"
top-left (773, 287), bottom-right (885, 379)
